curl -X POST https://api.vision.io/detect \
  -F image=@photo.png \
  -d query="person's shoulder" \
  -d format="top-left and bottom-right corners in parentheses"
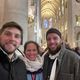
top-left (16, 57), bottom-right (26, 65)
top-left (64, 48), bottom-right (80, 60)
top-left (43, 52), bottom-right (49, 58)
top-left (65, 48), bottom-right (77, 55)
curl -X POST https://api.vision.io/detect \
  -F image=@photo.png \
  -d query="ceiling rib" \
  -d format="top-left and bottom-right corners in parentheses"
top-left (41, 0), bottom-right (60, 19)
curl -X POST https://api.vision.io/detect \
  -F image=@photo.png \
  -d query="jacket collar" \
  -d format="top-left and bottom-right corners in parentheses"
top-left (57, 44), bottom-right (66, 67)
top-left (49, 51), bottom-right (60, 60)
top-left (0, 47), bottom-right (18, 62)
top-left (55, 44), bottom-right (66, 80)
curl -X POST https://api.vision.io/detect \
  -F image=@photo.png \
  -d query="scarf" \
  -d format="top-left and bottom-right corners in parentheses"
top-left (49, 51), bottom-right (60, 80)
top-left (49, 58), bottom-right (57, 80)
top-left (20, 55), bottom-right (43, 72)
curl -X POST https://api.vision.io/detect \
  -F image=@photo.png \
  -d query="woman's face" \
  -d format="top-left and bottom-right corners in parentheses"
top-left (25, 43), bottom-right (38, 61)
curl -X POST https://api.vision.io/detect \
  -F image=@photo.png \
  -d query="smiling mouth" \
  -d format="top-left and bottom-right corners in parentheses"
top-left (7, 42), bottom-right (16, 46)
top-left (50, 44), bottom-right (56, 47)
top-left (5, 43), bottom-right (16, 49)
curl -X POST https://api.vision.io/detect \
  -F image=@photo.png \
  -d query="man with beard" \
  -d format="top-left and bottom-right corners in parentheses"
top-left (43, 28), bottom-right (80, 80)
top-left (0, 21), bottom-right (26, 80)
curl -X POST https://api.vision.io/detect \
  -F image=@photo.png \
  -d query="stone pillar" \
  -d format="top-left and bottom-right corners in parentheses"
top-left (67, 0), bottom-right (74, 47)
top-left (0, 0), bottom-right (5, 28)
top-left (36, 0), bottom-right (42, 45)
top-left (3, 0), bottom-right (28, 50)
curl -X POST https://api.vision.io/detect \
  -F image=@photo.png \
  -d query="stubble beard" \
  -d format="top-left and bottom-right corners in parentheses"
top-left (48, 45), bottom-right (61, 55)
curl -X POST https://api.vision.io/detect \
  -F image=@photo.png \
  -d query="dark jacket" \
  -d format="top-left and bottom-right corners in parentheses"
top-left (43, 45), bottom-right (80, 80)
top-left (0, 49), bottom-right (26, 80)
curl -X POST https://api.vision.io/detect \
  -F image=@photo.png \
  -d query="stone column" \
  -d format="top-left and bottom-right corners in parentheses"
top-left (36, 0), bottom-right (42, 45)
top-left (3, 0), bottom-right (28, 50)
top-left (67, 0), bottom-right (74, 47)
top-left (0, 0), bottom-right (5, 28)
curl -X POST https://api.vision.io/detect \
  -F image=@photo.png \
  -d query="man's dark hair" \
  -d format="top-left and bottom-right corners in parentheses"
top-left (46, 28), bottom-right (61, 40)
top-left (0, 21), bottom-right (23, 44)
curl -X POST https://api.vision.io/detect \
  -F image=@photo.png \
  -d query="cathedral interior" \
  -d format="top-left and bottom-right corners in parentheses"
top-left (0, 0), bottom-right (80, 50)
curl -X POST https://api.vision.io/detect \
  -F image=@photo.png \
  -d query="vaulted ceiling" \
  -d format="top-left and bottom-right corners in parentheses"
top-left (41, 0), bottom-right (60, 19)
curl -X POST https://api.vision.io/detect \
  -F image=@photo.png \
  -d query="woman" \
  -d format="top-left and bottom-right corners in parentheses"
top-left (22, 41), bottom-right (43, 80)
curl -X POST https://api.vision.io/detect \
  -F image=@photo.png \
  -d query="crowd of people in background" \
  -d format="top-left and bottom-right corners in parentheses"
top-left (74, 46), bottom-right (80, 56)
top-left (0, 21), bottom-right (80, 80)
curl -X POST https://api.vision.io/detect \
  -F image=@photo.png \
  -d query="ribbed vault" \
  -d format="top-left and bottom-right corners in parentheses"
top-left (41, 0), bottom-right (60, 19)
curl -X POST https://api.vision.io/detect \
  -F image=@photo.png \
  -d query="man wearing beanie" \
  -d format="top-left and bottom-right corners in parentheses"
top-left (43, 28), bottom-right (80, 80)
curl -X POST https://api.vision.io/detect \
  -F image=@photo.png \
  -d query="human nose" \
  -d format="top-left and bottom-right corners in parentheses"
top-left (50, 39), bottom-right (55, 43)
top-left (9, 34), bottom-right (16, 41)
top-left (30, 51), bottom-right (34, 54)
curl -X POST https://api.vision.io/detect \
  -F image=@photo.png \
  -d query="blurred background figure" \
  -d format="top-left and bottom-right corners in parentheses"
top-left (39, 46), bottom-right (44, 56)
top-left (74, 47), bottom-right (80, 56)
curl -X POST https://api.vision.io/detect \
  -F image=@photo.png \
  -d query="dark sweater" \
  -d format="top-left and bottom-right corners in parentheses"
top-left (45, 56), bottom-right (55, 80)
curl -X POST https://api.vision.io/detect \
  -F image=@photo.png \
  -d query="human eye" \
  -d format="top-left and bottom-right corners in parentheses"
top-left (47, 38), bottom-right (51, 41)
top-left (15, 34), bottom-right (21, 39)
top-left (33, 49), bottom-right (36, 51)
top-left (26, 49), bottom-right (31, 52)
top-left (4, 31), bottom-right (11, 36)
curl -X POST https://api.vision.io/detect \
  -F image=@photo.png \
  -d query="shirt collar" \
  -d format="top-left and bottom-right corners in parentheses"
top-left (49, 50), bottom-right (60, 59)
top-left (0, 47), bottom-right (18, 62)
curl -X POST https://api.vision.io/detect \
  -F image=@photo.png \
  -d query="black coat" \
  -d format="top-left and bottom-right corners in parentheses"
top-left (0, 49), bottom-right (26, 80)
top-left (43, 45), bottom-right (80, 80)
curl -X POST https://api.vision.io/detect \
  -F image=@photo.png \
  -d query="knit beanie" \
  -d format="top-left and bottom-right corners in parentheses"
top-left (46, 28), bottom-right (61, 39)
